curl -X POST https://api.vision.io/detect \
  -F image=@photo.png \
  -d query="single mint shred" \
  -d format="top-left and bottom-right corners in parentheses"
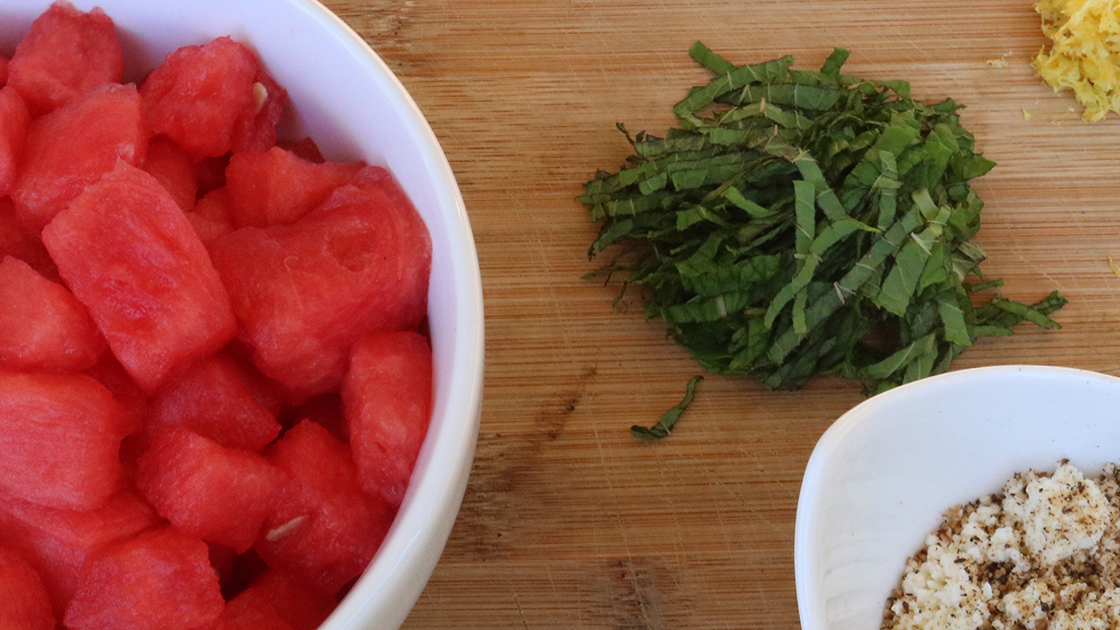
top-left (582, 43), bottom-right (1066, 438)
top-left (631, 376), bottom-right (703, 440)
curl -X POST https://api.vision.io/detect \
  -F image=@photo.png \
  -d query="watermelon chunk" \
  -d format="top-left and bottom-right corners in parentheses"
top-left (0, 255), bottom-right (105, 372)
top-left (143, 136), bottom-right (197, 212)
top-left (342, 331), bottom-right (433, 507)
top-left (64, 527), bottom-right (224, 630)
top-left (194, 186), bottom-right (233, 224)
top-left (226, 348), bottom-right (285, 416)
top-left (0, 491), bottom-right (157, 617)
top-left (255, 420), bottom-right (392, 592)
top-left (187, 186), bottom-right (234, 246)
top-left (83, 351), bottom-right (147, 438)
top-left (0, 371), bottom-right (124, 510)
top-left (222, 588), bottom-right (293, 630)
top-left (42, 162), bottom-right (237, 391)
top-left (0, 545), bottom-right (54, 630)
top-left (141, 36), bottom-right (259, 159)
top-left (237, 571), bottom-right (335, 630)
top-left (0, 86), bottom-right (30, 197)
top-left (211, 166), bottom-right (431, 399)
top-left (137, 428), bottom-right (286, 553)
top-left (7, 1), bottom-right (123, 116)
top-left (0, 54), bottom-right (9, 86)
top-left (13, 83), bottom-right (146, 232)
top-left (230, 67), bottom-right (286, 154)
top-left (146, 352), bottom-right (281, 452)
top-left (226, 146), bottom-right (363, 228)
top-left (0, 197), bottom-right (56, 280)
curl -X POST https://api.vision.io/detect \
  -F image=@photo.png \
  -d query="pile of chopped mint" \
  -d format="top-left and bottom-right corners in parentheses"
top-left (580, 43), bottom-right (1065, 438)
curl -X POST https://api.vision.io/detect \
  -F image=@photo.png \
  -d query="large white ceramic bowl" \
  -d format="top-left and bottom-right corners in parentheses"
top-left (0, 1), bottom-right (484, 629)
top-left (795, 365), bottom-right (1120, 630)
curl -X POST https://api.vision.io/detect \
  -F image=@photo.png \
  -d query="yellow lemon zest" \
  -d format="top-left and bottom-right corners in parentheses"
top-left (1034, 0), bottom-right (1120, 121)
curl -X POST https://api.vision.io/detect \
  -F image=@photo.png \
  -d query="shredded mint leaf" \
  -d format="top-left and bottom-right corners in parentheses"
top-left (631, 376), bottom-right (703, 440)
top-left (991, 295), bottom-right (1063, 330)
top-left (689, 41), bottom-right (736, 75)
top-left (820, 47), bottom-right (851, 77)
top-left (582, 44), bottom-right (1067, 432)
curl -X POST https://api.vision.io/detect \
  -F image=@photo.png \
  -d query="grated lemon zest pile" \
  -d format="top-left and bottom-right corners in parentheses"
top-left (1034, 0), bottom-right (1120, 121)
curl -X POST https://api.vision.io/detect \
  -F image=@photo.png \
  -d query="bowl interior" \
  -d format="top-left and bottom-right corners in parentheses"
top-left (0, 2), bottom-right (484, 629)
top-left (794, 366), bottom-right (1120, 630)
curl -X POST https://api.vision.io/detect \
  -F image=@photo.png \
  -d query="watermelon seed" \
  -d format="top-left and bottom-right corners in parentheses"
top-left (252, 82), bottom-right (268, 114)
top-left (265, 514), bottom-right (308, 541)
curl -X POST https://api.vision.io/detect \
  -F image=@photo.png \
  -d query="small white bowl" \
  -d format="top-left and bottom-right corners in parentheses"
top-left (0, 2), bottom-right (484, 629)
top-left (794, 365), bottom-right (1120, 630)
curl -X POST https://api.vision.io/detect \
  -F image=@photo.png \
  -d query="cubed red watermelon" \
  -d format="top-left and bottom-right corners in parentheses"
top-left (83, 351), bottom-right (147, 438)
top-left (146, 352), bottom-right (281, 452)
top-left (0, 86), bottom-right (30, 197)
top-left (137, 428), bottom-right (286, 553)
top-left (0, 491), bottom-right (157, 617)
top-left (13, 83), bottom-right (146, 232)
top-left (42, 162), bottom-right (237, 391)
top-left (143, 136), bottom-right (197, 212)
top-left (0, 255), bottom-right (105, 372)
top-left (236, 571), bottom-right (335, 630)
top-left (0, 371), bottom-right (124, 510)
top-left (0, 9), bottom-right (437, 626)
top-left (0, 545), bottom-right (55, 630)
top-left (0, 54), bottom-right (9, 86)
top-left (230, 67), bottom-right (286, 154)
top-left (187, 186), bottom-right (234, 246)
top-left (226, 146), bottom-right (363, 228)
top-left (226, 348), bottom-right (285, 417)
top-left (211, 166), bottom-right (431, 400)
top-left (64, 527), bottom-right (225, 630)
top-left (7, 1), bottom-right (123, 116)
top-left (141, 36), bottom-right (259, 159)
top-left (0, 197), bottom-right (57, 280)
top-left (255, 420), bottom-right (392, 592)
top-left (342, 331), bottom-right (432, 507)
top-left (222, 588), bottom-right (294, 630)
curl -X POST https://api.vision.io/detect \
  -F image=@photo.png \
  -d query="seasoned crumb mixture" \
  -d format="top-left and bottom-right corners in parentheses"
top-left (881, 461), bottom-right (1120, 630)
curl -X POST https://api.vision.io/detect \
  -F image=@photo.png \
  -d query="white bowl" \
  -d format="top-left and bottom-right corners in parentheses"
top-left (0, 2), bottom-right (484, 629)
top-left (795, 365), bottom-right (1120, 630)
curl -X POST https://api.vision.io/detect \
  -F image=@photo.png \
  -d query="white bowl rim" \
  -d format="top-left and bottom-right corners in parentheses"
top-left (792, 364), bottom-right (1120, 630)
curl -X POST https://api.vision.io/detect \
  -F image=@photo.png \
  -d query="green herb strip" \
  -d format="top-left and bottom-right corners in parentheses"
top-left (631, 376), bottom-right (704, 440)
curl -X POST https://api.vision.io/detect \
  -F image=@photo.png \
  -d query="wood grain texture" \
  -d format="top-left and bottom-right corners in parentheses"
top-left (321, 1), bottom-right (1120, 627)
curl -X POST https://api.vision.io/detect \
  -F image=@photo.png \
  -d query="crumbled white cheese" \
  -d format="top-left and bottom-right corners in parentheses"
top-left (883, 462), bottom-right (1120, 630)
top-left (999, 579), bottom-right (1053, 628)
top-left (1003, 462), bottom-right (1110, 565)
top-left (890, 530), bottom-right (989, 630)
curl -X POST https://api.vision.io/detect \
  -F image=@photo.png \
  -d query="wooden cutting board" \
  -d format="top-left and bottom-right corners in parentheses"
top-left (325, 1), bottom-right (1120, 627)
